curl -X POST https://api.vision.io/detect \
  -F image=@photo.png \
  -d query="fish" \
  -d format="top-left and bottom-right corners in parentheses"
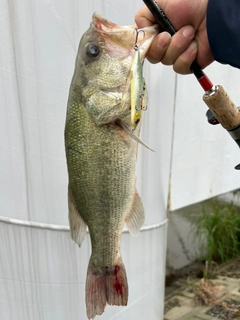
top-left (64, 12), bottom-right (158, 319)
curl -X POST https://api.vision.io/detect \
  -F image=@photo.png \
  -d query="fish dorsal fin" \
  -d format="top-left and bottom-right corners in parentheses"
top-left (68, 187), bottom-right (87, 247)
top-left (125, 191), bottom-right (145, 236)
top-left (118, 120), bottom-right (154, 152)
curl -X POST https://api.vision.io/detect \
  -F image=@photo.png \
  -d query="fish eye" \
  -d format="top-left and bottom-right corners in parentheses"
top-left (85, 43), bottom-right (101, 59)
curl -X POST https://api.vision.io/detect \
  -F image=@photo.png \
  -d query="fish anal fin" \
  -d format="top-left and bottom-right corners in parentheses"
top-left (125, 191), bottom-right (145, 236)
top-left (68, 187), bottom-right (87, 247)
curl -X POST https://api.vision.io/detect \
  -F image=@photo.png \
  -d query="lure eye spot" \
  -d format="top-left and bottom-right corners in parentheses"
top-left (86, 43), bottom-right (101, 59)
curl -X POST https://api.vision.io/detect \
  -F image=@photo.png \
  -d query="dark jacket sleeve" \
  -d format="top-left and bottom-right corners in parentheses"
top-left (207, 0), bottom-right (240, 69)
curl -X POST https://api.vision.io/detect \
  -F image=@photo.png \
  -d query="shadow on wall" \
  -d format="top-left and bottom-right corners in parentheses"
top-left (166, 188), bottom-right (240, 273)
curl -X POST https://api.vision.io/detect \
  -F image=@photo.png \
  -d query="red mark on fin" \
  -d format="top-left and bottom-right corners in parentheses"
top-left (114, 265), bottom-right (123, 296)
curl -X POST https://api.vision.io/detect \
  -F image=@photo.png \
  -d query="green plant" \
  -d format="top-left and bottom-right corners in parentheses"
top-left (193, 202), bottom-right (240, 263)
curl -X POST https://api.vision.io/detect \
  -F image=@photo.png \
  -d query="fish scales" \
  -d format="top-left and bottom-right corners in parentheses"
top-left (65, 12), bottom-right (158, 319)
top-left (66, 88), bottom-right (136, 262)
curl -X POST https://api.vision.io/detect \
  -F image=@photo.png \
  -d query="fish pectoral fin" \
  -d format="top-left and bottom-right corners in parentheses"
top-left (125, 191), bottom-right (145, 236)
top-left (68, 187), bottom-right (87, 247)
top-left (100, 90), bottom-right (122, 101)
top-left (118, 120), bottom-right (154, 152)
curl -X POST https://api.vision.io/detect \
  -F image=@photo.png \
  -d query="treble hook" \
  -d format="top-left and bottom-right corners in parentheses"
top-left (134, 29), bottom-right (145, 50)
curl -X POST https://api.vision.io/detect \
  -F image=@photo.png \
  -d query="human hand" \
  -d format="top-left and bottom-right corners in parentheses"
top-left (135, 0), bottom-right (214, 74)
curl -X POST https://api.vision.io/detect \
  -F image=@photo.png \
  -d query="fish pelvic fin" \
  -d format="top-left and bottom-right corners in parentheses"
top-left (125, 191), bottom-right (145, 236)
top-left (86, 257), bottom-right (128, 319)
top-left (68, 187), bottom-right (87, 247)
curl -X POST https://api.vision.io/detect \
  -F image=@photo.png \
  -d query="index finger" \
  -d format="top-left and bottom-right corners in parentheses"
top-left (135, 5), bottom-right (157, 28)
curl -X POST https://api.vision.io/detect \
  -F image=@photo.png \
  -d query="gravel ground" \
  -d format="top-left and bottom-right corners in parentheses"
top-left (206, 299), bottom-right (240, 319)
top-left (165, 258), bottom-right (240, 319)
top-left (219, 259), bottom-right (240, 279)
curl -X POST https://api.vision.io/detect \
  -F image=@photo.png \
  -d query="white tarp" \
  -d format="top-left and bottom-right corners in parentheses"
top-left (0, 0), bottom-right (169, 319)
top-left (1, 0), bottom-right (240, 319)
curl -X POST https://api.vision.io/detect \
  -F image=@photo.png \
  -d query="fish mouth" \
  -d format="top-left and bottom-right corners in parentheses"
top-left (91, 12), bottom-right (159, 62)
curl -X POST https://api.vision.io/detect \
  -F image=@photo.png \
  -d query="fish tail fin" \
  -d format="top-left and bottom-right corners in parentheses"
top-left (86, 257), bottom-right (128, 319)
top-left (86, 264), bottom-right (107, 319)
top-left (106, 258), bottom-right (128, 306)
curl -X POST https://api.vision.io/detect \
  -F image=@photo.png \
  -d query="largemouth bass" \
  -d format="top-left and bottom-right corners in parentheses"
top-left (65, 12), bottom-right (158, 319)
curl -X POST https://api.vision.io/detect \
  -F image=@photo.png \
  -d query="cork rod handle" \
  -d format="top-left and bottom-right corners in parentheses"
top-left (203, 85), bottom-right (240, 130)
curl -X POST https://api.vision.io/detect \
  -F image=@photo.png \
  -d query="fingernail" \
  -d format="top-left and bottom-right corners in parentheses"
top-left (157, 32), bottom-right (171, 48)
top-left (183, 25), bottom-right (195, 39)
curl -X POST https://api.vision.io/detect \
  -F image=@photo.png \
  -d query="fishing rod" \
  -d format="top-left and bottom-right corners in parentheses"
top-left (143, 0), bottom-right (240, 169)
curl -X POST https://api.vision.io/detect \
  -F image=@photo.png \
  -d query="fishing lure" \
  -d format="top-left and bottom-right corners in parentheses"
top-left (130, 29), bottom-right (147, 128)
top-left (119, 28), bottom-right (154, 151)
